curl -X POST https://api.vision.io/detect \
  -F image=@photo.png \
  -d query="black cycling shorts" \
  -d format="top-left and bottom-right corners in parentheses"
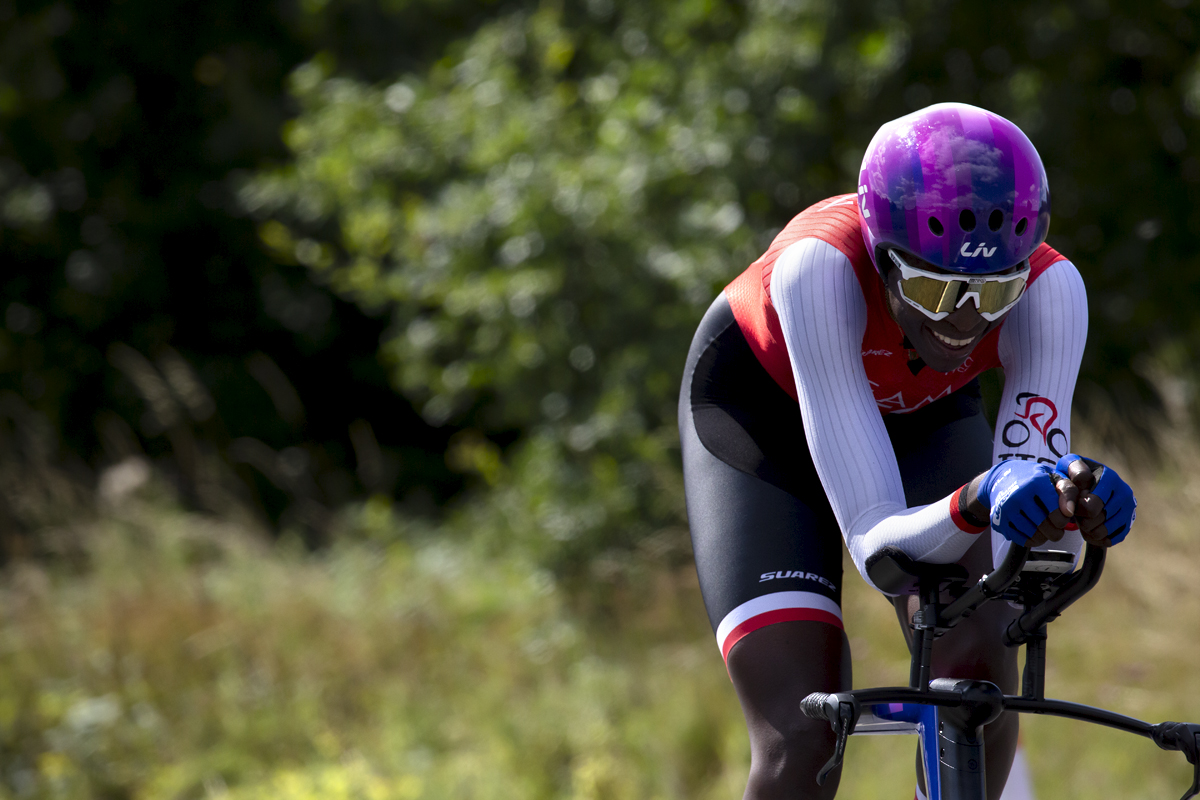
top-left (679, 292), bottom-right (994, 662)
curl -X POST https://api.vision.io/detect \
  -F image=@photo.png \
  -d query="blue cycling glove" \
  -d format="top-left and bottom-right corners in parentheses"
top-left (1055, 454), bottom-right (1137, 545)
top-left (979, 461), bottom-right (1060, 545)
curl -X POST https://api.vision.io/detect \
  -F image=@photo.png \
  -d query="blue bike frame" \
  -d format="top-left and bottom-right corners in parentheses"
top-left (807, 679), bottom-right (1005, 800)
top-left (855, 703), bottom-right (945, 798)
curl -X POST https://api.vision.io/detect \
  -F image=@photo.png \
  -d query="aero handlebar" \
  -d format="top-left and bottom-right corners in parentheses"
top-left (803, 540), bottom-right (1200, 800)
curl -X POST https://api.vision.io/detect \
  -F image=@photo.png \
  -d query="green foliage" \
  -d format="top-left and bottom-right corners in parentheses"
top-left (243, 0), bottom-right (874, 566)
top-left (6, 463), bottom-right (1200, 799)
top-left (239, 0), bottom-right (1200, 566)
top-left (247, 2), bottom-right (775, 432)
top-left (7, 0), bottom-right (1200, 557)
top-left (0, 0), bottom-right (484, 542)
top-left (0, 497), bottom-right (755, 799)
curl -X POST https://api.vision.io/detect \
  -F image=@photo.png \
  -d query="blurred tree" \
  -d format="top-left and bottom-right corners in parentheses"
top-left (0, 0), bottom-right (513, 552)
top-left (244, 0), bottom-right (922, 571)
top-left (4, 0), bottom-right (1200, 564)
top-left (250, 0), bottom-right (1200, 571)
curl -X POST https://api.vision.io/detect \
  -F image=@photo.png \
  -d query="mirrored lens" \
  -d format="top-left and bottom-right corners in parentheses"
top-left (899, 275), bottom-right (960, 314)
top-left (891, 249), bottom-right (1029, 319)
top-left (899, 273), bottom-right (1028, 316)
top-left (975, 276), bottom-right (1027, 312)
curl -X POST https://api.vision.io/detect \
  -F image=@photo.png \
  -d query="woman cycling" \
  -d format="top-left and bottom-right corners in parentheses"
top-left (678, 103), bottom-right (1137, 800)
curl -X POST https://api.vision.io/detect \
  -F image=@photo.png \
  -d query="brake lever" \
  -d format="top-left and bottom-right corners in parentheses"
top-left (1181, 733), bottom-right (1200, 800)
top-left (815, 699), bottom-right (858, 786)
top-left (1184, 731), bottom-right (1200, 800)
top-left (1151, 722), bottom-right (1200, 800)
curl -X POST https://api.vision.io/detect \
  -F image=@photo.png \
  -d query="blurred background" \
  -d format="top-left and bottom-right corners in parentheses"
top-left (3, 0), bottom-right (1200, 797)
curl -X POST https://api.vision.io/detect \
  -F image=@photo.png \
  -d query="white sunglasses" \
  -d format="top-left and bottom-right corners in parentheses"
top-left (888, 250), bottom-right (1031, 322)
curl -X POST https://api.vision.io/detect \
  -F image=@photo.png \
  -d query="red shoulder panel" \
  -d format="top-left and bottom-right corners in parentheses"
top-left (723, 199), bottom-right (1073, 415)
top-left (725, 196), bottom-right (864, 399)
top-left (1028, 242), bottom-right (1067, 278)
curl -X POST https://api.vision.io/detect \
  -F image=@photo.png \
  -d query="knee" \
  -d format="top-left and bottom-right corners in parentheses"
top-left (746, 715), bottom-right (838, 799)
top-left (727, 621), bottom-right (850, 799)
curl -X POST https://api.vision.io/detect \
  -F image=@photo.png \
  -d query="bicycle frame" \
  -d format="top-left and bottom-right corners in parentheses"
top-left (802, 544), bottom-right (1200, 800)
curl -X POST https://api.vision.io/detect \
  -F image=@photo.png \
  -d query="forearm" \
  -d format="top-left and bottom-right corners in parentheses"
top-left (989, 260), bottom-right (1089, 558)
top-left (843, 487), bottom-right (989, 588)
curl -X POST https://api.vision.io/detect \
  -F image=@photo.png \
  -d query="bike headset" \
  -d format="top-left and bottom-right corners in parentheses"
top-left (856, 102), bottom-right (1052, 321)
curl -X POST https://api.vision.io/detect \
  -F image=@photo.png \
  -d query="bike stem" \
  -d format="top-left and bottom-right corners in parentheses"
top-left (803, 680), bottom-right (1008, 799)
top-left (1007, 544), bottom-right (1104, 701)
top-left (907, 543), bottom-right (1030, 691)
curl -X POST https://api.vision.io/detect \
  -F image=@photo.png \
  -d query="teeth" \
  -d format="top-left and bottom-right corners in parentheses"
top-left (933, 331), bottom-right (975, 347)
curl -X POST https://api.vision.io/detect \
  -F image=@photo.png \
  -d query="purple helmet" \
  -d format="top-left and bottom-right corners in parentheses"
top-left (857, 103), bottom-right (1050, 275)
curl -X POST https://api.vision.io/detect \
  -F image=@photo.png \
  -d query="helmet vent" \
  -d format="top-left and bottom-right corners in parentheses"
top-left (927, 216), bottom-right (944, 236)
top-left (959, 209), bottom-right (977, 232)
top-left (1015, 217), bottom-right (1028, 235)
top-left (988, 209), bottom-right (1004, 231)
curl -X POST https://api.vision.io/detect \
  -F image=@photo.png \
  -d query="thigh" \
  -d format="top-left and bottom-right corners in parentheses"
top-left (683, 420), bottom-right (845, 657)
top-left (680, 295), bottom-right (845, 661)
top-left (728, 620), bottom-right (852, 720)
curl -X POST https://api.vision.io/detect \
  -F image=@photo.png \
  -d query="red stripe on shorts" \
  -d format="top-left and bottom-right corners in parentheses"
top-left (721, 607), bottom-right (844, 663)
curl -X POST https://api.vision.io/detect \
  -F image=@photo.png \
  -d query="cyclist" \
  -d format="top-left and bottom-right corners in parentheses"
top-left (678, 103), bottom-right (1137, 800)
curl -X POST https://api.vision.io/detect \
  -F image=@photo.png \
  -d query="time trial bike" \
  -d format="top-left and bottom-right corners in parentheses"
top-left (802, 542), bottom-right (1200, 800)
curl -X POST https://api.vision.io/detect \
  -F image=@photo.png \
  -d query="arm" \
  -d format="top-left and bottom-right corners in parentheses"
top-left (771, 239), bottom-right (984, 591)
top-left (990, 259), bottom-right (1089, 562)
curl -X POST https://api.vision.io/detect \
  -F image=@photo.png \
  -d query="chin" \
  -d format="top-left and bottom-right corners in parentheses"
top-left (915, 329), bottom-right (980, 373)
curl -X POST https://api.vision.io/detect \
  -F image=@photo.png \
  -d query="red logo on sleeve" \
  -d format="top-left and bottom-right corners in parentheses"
top-left (1015, 394), bottom-right (1058, 445)
top-left (1000, 392), bottom-right (1067, 464)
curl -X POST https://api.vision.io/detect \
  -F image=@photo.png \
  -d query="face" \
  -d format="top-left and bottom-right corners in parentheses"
top-left (882, 254), bottom-right (1023, 373)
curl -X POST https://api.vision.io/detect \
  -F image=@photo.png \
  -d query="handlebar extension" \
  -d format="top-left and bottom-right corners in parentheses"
top-left (1004, 543), bottom-right (1106, 646)
top-left (937, 542), bottom-right (1031, 627)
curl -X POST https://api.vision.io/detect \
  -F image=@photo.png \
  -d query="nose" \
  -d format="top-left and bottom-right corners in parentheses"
top-left (944, 300), bottom-right (984, 332)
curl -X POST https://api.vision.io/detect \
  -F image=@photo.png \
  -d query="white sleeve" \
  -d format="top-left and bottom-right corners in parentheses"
top-left (992, 259), bottom-right (1089, 564)
top-left (771, 239), bottom-right (983, 590)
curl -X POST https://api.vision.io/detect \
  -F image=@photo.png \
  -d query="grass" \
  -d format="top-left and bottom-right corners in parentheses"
top-left (0, 494), bottom-right (751, 800)
top-left (3, 434), bottom-right (1200, 800)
